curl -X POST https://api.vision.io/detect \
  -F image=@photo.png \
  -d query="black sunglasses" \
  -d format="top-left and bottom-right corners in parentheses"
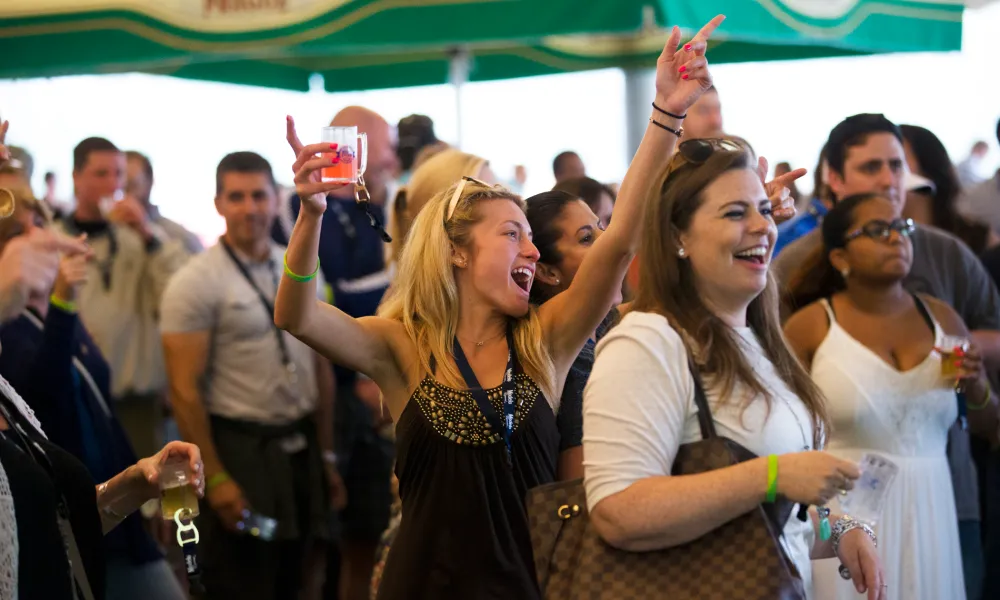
top-left (677, 138), bottom-right (744, 164)
top-left (845, 218), bottom-right (915, 243)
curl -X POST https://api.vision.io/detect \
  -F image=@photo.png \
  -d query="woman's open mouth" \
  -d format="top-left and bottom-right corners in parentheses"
top-left (734, 246), bottom-right (768, 266)
top-left (511, 267), bottom-right (534, 293)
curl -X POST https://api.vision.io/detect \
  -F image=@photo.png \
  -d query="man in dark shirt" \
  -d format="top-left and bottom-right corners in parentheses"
top-left (273, 106), bottom-right (400, 600)
top-left (775, 114), bottom-right (1000, 600)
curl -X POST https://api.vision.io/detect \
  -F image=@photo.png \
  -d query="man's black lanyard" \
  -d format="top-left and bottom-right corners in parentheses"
top-left (451, 330), bottom-right (517, 466)
top-left (219, 240), bottom-right (296, 380)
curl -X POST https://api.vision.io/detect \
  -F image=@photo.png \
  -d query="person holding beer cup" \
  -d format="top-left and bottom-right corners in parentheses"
top-left (784, 192), bottom-right (997, 600)
top-left (0, 188), bottom-right (200, 600)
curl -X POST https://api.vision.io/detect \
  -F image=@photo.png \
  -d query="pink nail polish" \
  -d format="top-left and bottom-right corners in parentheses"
top-left (682, 74), bottom-right (689, 80)
top-left (679, 66), bottom-right (686, 73)
top-left (330, 143), bottom-right (338, 150)
top-left (684, 44), bottom-right (692, 51)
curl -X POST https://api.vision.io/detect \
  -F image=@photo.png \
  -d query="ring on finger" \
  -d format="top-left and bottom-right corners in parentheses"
top-left (838, 564), bottom-right (851, 580)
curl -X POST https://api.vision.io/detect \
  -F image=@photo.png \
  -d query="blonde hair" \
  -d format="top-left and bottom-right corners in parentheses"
top-left (0, 187), bottom-right (51, 250)
top-left (392, 149), bottom-right (487, 263)
top-left (379, 178), bottom-right (557, 403)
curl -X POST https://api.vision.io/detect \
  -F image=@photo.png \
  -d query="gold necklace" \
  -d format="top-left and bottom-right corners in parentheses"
top-left (458, 329), bottom-right (506, 348)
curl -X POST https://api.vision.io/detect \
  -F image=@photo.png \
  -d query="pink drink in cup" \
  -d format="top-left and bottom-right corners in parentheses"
top-left (320, 126), bottom-right (367, 184)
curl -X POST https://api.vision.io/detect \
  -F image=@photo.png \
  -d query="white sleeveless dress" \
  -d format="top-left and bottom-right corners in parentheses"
top-left (810, 299), bottom-right (966, 600)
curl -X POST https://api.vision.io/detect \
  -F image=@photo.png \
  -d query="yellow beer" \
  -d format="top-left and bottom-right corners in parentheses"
top-left (160, 482), bottom-right (199, 521)
top-left (938, 335), bottom-right (969, 380)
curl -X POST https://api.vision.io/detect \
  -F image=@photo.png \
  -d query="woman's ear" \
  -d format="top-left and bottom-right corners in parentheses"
top-left (535, 262), bottom-right (563, 287)
top-left (672, 226), bottom-right (688, 259)
top-left (828, 248), bottom-right (849, 278)
top-left (451, 244), bottom-right (468, 269)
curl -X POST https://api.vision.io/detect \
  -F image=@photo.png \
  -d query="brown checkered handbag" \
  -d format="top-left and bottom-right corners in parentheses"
top-left (526, 366), bottom-right (807, 600)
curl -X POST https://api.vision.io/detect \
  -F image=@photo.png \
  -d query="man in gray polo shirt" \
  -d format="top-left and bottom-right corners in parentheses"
top-left (160, 152), bottom-right (341, 599)
top-left (775, 114), bottom-right (1000, 600)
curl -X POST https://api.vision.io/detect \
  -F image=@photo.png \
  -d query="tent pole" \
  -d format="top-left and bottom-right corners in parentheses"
top-left (448, 47), bottom-right (471, 149)
top-left (623, 67), bottom-right (656, 161)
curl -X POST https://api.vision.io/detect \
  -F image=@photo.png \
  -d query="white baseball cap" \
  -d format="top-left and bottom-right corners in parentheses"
top-left (905, 171), bottom-right (936, 194)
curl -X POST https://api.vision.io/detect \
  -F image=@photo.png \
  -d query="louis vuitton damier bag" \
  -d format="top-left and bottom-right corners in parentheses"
top-left (526, 364), bottom-right (806, 600)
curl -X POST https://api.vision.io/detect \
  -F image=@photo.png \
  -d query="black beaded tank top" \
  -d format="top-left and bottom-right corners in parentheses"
top-left (376, 348), bottom-right (559, 600)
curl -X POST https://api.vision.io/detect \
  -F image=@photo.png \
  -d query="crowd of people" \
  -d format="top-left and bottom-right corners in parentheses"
top-left (1, 11), bottom-right (1000, 600)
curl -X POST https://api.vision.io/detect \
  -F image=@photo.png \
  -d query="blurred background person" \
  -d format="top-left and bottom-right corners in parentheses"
top-left (552, 150), bottom-right (586, 183)
top-left (55, 137), bottom-right (188, 461)
top-left (680, 84), bottom-right (724, 139)
top-left (900, 124), bottom-right (998, 254)
top-left (125, 150), bottom-right (204, 255)
top-left (395, 114), bottom-right (438, 185)
top-left (552, 176), bottom-right (617, 229)
top-left (957, 140), bottom-right (991, 188)
top-left (959, 119), bottom-right (1000, 240)
top-left (776, 144), bottom-right (830, 257)
top-left (509, 164), bottom-right (528, 195)
top-left (391, 148), bottom-right (494, 267)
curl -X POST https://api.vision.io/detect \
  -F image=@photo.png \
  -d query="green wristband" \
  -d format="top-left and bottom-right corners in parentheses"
top-left (766, 454), bottom-right (778, 503)
top-left (49, 294), bottom-right (77, 313)
top-left (283, 254), bottom-right (321, 283)
top-left (206, 472), bottom-right (231, 491)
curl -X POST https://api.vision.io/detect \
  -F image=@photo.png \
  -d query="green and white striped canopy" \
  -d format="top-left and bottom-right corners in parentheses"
top-left (0, 1), bottom-right (976, 91)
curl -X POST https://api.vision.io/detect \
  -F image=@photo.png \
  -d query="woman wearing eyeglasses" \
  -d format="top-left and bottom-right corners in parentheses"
top-left (784, 193), bottom-right (997, 600)
top-left (276, 16), bottom-right (725, 600)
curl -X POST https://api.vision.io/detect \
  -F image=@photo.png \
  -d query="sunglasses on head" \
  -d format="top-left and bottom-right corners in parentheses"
top-left (676, 138), bottom-right (744, 164)
top-left (845, 218), bottom-right (915, 243)
top-left (446, 175), bottom-right (493, 221)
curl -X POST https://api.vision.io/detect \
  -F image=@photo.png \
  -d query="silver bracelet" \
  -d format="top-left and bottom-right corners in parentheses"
top-left (831, 514), bottom-right (877, 557)
top-left (96, 481), bottom-right (126, 521)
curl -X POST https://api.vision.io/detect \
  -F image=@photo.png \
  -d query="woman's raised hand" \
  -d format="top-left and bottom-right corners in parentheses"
top-left (285, 115), bottom-right (349, 216)
top-left (654, 15), bottom-right (725, 115)
top-left (758, 156), bottom-right (807, 225)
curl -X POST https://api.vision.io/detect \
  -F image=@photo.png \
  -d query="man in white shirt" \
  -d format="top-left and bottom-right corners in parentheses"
top-left (161, 151), bottom-right (341, 599)
top-left (55, 137), bottom-right (188, 458)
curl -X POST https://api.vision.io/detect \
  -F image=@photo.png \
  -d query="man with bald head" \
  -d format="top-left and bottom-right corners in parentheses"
top-left (274, 106), bottom-right (399, 600)
top-left (683, 85), bottom-right (724, 139)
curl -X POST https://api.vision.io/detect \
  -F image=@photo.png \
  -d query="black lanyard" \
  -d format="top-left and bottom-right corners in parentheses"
top-left (219, 240), bottom-right (295, 378)
top-left (452, 330), bottom-right (517, 466)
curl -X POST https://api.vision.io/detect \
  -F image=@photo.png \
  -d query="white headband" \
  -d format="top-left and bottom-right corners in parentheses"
top-left (445, 171), bottom-right (490, 221)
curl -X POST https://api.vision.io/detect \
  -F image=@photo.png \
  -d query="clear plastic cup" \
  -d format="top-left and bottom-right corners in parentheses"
top-left (159, 456), bottom-right (199, 521)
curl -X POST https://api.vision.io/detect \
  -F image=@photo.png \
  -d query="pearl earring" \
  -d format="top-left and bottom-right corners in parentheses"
top-left (554, 278), bottom-right (561, 285)
top-left (677, 247), bottom-right (686, 258)
top-left (840, 267), bottom-right (850, 278)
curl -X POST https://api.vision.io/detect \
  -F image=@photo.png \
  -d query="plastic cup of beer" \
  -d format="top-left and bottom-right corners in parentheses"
top-left (159, 456), bottom-right (200, 521)
top-left (939, 335), bottom-right (970, 379)
top-left (320, 126), bottom-right (368, 184)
